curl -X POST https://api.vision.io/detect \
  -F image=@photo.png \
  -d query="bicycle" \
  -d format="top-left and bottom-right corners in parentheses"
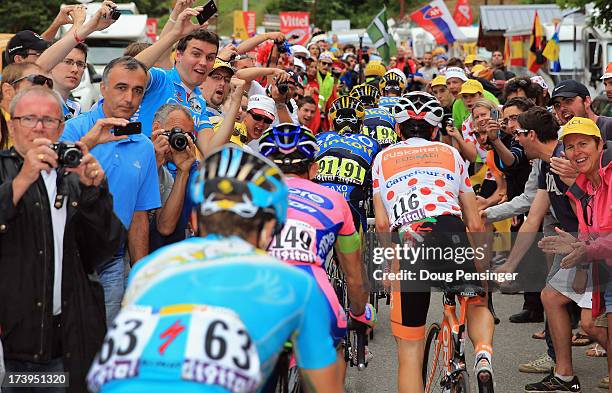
top-left (422, 285), bottom-right (494, 393)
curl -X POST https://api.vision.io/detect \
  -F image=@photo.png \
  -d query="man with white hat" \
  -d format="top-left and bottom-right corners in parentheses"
top-left (244, 94), bottom-right (276, 145)
top-left (291, 44), bottom-right (311, 63)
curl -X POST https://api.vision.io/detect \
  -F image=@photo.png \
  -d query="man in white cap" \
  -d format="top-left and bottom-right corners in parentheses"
top-left (291, 44), bottom-right (311, 63)
top-left (244, 94), bottom-right (276, 146)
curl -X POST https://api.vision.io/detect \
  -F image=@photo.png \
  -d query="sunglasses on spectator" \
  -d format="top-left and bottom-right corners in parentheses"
top-left (320, 62), bottom-right (332, 66)
top-left (11, 74), bottom-right (53, 89)
top-left (512, 128), bottom-right (531, 137)
top-left (250, 112), bottom-right (273, 124)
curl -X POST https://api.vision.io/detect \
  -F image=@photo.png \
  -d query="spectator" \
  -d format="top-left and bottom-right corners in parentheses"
top-left (416, 51), bottom-right (437, 83)
top-left (448, 68), bottom-right (500, 130)
top-left (603, 61), bottom-right (612, 101)
top-left (201, 59), bottom-right (234, 117)
top-left (491, 50), bottom-right (515, 83)
top-left (530, 76), bottom-right (551, 107)
top-left (149, 104), bottom-right (197, 251)
top-left (503, 77), bottom-right (540, 103)
top-left (0, 87), bottom-right (123, 392)
top-left (430, 75), bottom-right (453, 144)
top-left (308, 42), bottom-right (321, 60)
top-left (60, 56), bottom-right (161, 326)
top-left (1, 63), bottom-right (52, 113)
top-left (244, 94), bottom-right (276, 147)
top-left (134, 8), bottom-right (234, 154)
top-left (297, 96), bottom-right (317, 127)
top-left (549, 79), bottom-right (612, 140)
top-left (317, 52), bottom-right (336, 114)
top-left (49, 43), bottom-right (88, 120)
top-left (4, 30), bottom-right (49, 65)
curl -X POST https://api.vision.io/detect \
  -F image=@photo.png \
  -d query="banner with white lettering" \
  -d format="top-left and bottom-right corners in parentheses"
top-left (279, 12), bottom-right (311, 46)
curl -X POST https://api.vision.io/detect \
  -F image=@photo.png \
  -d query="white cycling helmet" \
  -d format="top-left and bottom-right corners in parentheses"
top-left (394, 92), bottom-right (444, 127)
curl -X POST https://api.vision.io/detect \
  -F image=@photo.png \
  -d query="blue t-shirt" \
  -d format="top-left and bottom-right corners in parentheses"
top-left (86, 235), bottom-right (337, 393)
top-left (61, 103), bottom-right (161, 228)
top-left (62, 98), bottom-right (81, 121)
top-left (133, 66), bottom-right (212, 137)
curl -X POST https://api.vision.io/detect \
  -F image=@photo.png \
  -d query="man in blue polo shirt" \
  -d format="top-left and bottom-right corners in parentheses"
top-left (134, 6), bottom-right (236, 155)
top-left (60, 56), bottom-right (160, 326)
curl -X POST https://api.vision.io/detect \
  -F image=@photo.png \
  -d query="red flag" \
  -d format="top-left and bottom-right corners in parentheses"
top-left (453, 0), bottom-right (473, 26)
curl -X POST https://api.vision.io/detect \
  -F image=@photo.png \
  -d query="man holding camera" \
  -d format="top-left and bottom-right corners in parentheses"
top-left (149, 104), bottom-right (197, 251)
top-left (0, 87), bottom-right (124, 392)
top-left (60, 56), bottom-right (160, 327)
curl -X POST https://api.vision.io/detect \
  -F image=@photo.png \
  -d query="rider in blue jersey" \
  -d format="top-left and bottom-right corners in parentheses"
top-left (86, 145), bottom-right (341, 393)
top-left (314, 96), bottom-right (380, 235)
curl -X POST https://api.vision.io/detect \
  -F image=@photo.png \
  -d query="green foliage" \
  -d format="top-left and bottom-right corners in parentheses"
top-left (556, 0), bottom-right (612, 32)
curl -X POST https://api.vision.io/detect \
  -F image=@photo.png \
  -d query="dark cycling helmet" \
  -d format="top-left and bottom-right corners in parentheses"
top-left (259, 123), bottom-right (319, 165)
top-left (190, 144), bottom-right (288, 234)
top-left (394, 92), bottom-right (444, 127)
top-left (350, 83), bottom-right (380, 107)
top-left (379, 71), bottom-right (406, 93)
top-left (328, 95), bottom-right (365, 134)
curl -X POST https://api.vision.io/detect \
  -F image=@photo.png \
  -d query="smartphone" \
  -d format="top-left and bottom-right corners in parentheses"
top-left (490, 108), bottom-right (500, 121)
top-left (114, 122), bottom-right (142, 136)
top-left (197, 0), bottom-right (218, 25)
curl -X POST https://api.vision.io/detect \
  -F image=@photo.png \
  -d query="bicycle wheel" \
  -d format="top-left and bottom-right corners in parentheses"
top-left (452, 370), bottom-right (470, 393)
top-left (423, 323), bottom-right (445, 393)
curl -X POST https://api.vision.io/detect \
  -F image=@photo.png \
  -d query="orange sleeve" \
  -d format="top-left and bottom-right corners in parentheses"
top-left (486, 150), bottom-right (503, 178)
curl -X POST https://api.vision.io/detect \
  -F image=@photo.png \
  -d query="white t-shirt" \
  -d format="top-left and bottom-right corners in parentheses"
top-left (41, 170), bottom-right (67, 316)
top-left (248, 81), bottom-right (299, 126)
top-left (372, 137), bottom-right (472, 230)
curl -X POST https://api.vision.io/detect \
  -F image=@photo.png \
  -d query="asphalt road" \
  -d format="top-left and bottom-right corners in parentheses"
top-left (345, 292), bottom-right (608, 393)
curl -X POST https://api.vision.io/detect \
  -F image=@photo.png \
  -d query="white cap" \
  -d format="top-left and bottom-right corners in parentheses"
top-left (601, 61), bottom-right (612, 80)
top-left (247, 94), bottom-right (276, 120)
top-left (311, 34), bottom-right (328, 43)
top-left (530, 76), bottom-right (549, 94)
top-left (291, 44), bottom-right (309, 57)
top-left (444, 67), bottom-right (468, 82)
top-left (294, 57), bottom-right (306, 71)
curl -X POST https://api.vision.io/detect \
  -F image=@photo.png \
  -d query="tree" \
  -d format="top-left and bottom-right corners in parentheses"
top-left (556, 0), bottom-right (612, 32)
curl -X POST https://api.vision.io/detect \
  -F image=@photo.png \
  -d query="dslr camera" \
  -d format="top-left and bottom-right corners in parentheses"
top-left (162, 128), bottom-right (195, 151)
top-left (50, 142), bottom-right (83, 168)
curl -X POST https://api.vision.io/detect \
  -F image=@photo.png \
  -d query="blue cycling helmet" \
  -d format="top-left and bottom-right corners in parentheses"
top-left (190, 144), bottom-right (288, 234)
top-left (259, 123), bottom-right (319, 166)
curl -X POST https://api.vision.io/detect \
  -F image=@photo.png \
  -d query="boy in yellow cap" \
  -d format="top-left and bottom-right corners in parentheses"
top-left (460, 79), bottom-right (485, 111)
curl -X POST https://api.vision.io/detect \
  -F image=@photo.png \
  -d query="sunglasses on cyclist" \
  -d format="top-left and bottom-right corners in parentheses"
top-left (512, 128), bottom-right (531, 137)
top-left (249, 112), bottom-right (274, 124)
top-left (11, 74), bottom-right (54, 89)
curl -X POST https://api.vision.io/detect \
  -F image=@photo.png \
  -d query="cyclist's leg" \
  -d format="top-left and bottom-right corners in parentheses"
top-left (391, 290), bottom-right (431, 393)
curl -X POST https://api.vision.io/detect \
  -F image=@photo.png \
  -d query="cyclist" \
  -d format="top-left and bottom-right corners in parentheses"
top-left (371, 92), bottom-right (494, 393)
top-left (362, 105), bottom-right (399, 151)
top-left (350, 83), bottom-right (381, 110)
top-left (316, 96), bottom-right (381, 236)
top-left (86, 145), bottom-right (342, 393)
top-left (379, 70), bottom-right (406, 97)
top-left (259, 123), bottom-right (377, 379)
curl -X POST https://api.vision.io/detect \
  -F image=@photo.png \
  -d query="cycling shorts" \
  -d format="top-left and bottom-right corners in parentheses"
top-left (294, 264), bottom-right (347, 347)
top-left (389, 215), bottom-right (486, 341)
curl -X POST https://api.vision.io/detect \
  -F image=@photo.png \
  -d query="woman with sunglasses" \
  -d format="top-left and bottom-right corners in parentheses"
top-left (539, 117), bottom-right (612, 391)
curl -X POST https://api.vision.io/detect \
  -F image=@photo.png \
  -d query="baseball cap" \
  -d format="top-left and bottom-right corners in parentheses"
top-left (209, 59), bottom-right (235, 76)
top-left (247, 94), bottom-right (276, 121)
top-left (291, 45), bottom-right (309, 58)
top-left (601, 61), bottom-right (612, 80)
top-left (549, 80), bottom-right (590, 105)
top-left (293, 57), bottom-right (306, 71)
top-left (445, 67), bottom-right (468, 82)
top-left (558, 116), bottom-right (602, 141)
top-left (365, 61), bottom-right (386, 77)
top-left (471, 64), bottom-right (486, 76)
top-left (431, 75), bottom-right (446, 88)
top-left (464, 54), bottom-right (476, 65)
top-left (459, 79), bottom-right (484, 95)
top-left (311, 34), bottom-right (329, 44)
top-left (6, 30), bottom-right (49, 61)
top-left (319, 52), bottom-right (334, 64)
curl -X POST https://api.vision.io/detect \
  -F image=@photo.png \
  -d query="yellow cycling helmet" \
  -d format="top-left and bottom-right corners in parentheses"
top-left (365, 61), bottom-right (386, 78)
top-left (329, 96), bottom-right (365, 134)
top-left (379, 71), bottom-right (406, 93)
top-left (350, 83), bottom-right (381, 107)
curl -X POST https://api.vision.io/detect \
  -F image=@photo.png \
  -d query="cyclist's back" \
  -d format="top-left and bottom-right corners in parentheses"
top-left (87, 145), bottom-right (341, 393)
top-left (315, 130), bottom-right (380, 234)
top-left (363, 107), bottom-right (398, 150)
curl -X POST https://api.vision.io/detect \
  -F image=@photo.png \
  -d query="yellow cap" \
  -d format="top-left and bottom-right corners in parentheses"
top-left (431, 75), bottom-right (446, 87)
top-left (459, 79), bottom-right (484, 95)
top-left (471, 64), bottom-right (486, 75)
top-left (559, 117), bottom-right (602, 141)
top-left (365, 61), bottom-right (386, 77)
top-left (464, 54), bottom-right (476, 65)
top-left (432, 47), bottom-right (446, 56)
top-left (209, 58), bottom-right (235, 76)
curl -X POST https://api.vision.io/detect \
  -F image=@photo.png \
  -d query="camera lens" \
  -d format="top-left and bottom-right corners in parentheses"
top-left (169, 133), bottom-right (188, 151)
top-left (61, 147), bottom-right (83, 168)
top-left (278, 84), bottom-right (289, 95)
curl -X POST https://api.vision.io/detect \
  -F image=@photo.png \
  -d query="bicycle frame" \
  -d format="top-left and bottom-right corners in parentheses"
top-left (426, 291), bottom-right (482, 392)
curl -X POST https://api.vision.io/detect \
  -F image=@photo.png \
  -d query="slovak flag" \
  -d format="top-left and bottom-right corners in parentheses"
top-left (410, 0), bottom-right (466, 45)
